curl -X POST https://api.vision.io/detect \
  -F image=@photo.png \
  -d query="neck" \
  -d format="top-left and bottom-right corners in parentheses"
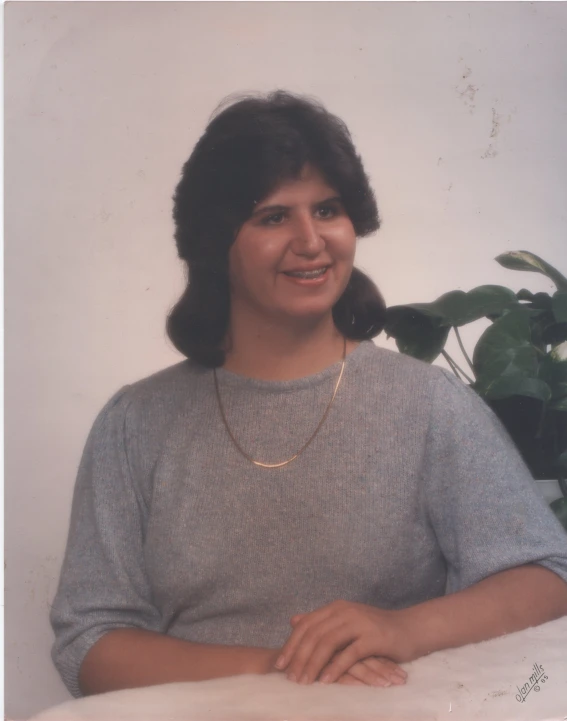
top-left (223, 311), bottom-right (356, 380)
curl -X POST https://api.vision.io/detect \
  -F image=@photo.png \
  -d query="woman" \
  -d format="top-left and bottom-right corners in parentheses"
top-left (51, 91), bottom-right (567, 699)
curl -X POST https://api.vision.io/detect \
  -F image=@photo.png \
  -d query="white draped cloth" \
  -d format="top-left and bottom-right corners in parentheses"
top-left (33, 616), bottom-right (567, 721)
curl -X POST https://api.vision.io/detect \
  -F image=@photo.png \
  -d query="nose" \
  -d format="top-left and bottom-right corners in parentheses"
top-left (290, 211), bottom-right (325, 256)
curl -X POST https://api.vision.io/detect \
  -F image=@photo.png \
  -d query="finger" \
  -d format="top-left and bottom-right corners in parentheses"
top-left (365, 656), bottom-right (407, 673)
top-left (364, 657), bottom-right (408, 683)
top-left (287, 620), bottom-right (353, 684)
top-left (319, 656), bottom-right (404, 687)
top-left (287, 618), bottom-right (348, 683)
top-left (275, 607), bottom-right (337, 672)
top-left (336, 672), bottom-right (366, 686)
top-left (321, 657), bottom-right (394, 687)
top-left (348, 659), bottom-right (402, 687)
top-left (276, 607), bottom-right (335, 670)
top-left (345, 661), bottom-right (388, 687)
top-left (318, 641), bottom-right (374, 685)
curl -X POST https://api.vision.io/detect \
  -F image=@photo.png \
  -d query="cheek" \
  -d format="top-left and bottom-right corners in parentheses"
top-left (332, 227), bottom-right (357, 262)
top-left (227, 249), bottom-right (251, 297)
top-left (234, 236), bottom-right (284, 275)
top-left (228, 243), bottom-right (275, 296)
top-left (345, 237), bottom-right (357, 261)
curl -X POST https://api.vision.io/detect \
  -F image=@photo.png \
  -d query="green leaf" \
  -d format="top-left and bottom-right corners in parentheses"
top-left (472, 307), bottom-right (546, 400)
top-left (538, 352), bottom-right (567, 385)
top-left (442, 285), bottom-right (518, 326)
top-left (528, 293), bottom-right (553, 311)
top-left (397, 285), bottom-right (518, 328)
top-left (541, 323), bottom-right (567, 346)
top-left (482, 374), bottom-right (551, 402)
top-left (516, 288), bottom-right (534, 301)
top-left (552, 292), bottom-right (567, 322)
top-left (547, 354), bottom-right (567, 405)
top-left (384, 307), bottom-right (450, 362)
top-left (495, 251), bottom-right (567, 292)
top-left (550, 497), bottom-right (567, 531)
top-left (473, 307), bottom-right (537, 381)
top-left (528, 311), bottom-right (557, 350)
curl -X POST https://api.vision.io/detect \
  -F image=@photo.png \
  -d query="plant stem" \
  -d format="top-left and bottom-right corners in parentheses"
top-left (441, 351), bottom-right (461, 379)
top-left (454, 327), bottom-right (475, 375)
top-left (441, 350), bottom-right (475, 385)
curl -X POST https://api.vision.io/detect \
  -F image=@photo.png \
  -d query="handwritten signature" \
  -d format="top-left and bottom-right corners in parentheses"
top-left (515, 662), bottom-right (548, 703)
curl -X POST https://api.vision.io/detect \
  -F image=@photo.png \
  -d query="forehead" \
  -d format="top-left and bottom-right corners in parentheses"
top-left (256, 165), bottom-right (338, 207)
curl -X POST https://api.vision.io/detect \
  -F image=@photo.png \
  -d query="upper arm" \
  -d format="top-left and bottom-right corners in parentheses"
top-left (422, 370), bottom-right (567, 594)
top-left (50, 386), bottom-right (163, 698)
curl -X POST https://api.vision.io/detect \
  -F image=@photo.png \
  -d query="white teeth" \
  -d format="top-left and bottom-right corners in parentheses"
top-left (286, 267), bottom-right (327, 279)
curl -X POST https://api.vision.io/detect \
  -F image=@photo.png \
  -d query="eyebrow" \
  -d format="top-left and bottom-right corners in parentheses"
top-left (251, 195), bottom-right (343, 217)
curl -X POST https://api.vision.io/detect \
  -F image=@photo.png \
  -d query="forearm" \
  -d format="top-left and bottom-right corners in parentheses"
top-left (402, 564), bottom-right (567, 661)
top-left (79, 628), bottom-right (280, 696)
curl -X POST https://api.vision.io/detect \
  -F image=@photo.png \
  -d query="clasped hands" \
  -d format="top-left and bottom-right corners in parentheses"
top-left (273, 600), bottom-right (414, 688)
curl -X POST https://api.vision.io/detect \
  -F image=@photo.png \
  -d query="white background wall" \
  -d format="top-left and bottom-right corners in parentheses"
top-left (5, 2), bottom-right (567, 717)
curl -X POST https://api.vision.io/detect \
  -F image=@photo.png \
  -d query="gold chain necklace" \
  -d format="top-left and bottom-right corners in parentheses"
top-left (213, 338), bottom-right (347, 468)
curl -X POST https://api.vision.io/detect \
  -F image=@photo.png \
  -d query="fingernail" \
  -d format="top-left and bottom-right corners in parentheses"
top-left (320, 673), bottom-right (331, 684)
top-left (287, 673), bottom-right (296, 682)
top-left (299, 674), bottom-right (309, 684)
top-left (275, 656), bottom-right (285, 670)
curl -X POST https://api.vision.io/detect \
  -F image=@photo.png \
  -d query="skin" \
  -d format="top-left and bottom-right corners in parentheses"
top-left (78, 630), bottom-right (405, 694)
top-left (275, 565), bottom-right (567, 686)
top-left (223, 164), bottom-right (360, 380)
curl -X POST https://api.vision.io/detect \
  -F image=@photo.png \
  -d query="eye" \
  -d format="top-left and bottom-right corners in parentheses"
top-left (261, 212), bottom-right (286, 226)
top-left (315, 201), bottom-right (342, 219)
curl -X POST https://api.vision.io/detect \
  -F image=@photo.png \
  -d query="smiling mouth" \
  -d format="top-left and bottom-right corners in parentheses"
top-left (283, 266), bottom-right (329, 279)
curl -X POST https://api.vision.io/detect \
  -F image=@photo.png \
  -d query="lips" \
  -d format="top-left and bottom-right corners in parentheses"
top-left (282, 266), bottom-right (329, 279)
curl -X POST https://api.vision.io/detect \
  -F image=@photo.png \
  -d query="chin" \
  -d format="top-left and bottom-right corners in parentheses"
top-left (283, 291), bottom-right (346, 319)
top-left (277, 303), bottom-right (337, 324)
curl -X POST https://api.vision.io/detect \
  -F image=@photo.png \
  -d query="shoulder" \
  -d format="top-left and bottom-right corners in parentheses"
top-left (82, 359), bottom-right (213, 488)
top-left (351, 340), bottom-right (446, 394)
top-left (356, 341), bottom-right (438, 373)
top-left (350, 341), bottom-right (493, 424)
top-left (93, 358), bottom-right (210, 431)
top-left (125, 358), bottom-right (208, 402)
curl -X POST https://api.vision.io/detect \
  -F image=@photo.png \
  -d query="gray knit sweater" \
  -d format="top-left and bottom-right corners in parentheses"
top-left (50, 341), bottom-right (567, 698)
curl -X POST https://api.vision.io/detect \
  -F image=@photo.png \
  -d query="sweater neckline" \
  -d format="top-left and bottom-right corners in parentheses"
top-left (212, 340), bottom-right (374, 392)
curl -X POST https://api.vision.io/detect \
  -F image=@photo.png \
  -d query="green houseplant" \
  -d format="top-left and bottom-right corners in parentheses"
top-left (384, 251), bottom-right (567, 531)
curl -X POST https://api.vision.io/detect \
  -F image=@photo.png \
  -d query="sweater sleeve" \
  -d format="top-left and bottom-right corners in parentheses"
top-left (422, 368), bottom-right (567, 595)
top-left (50, 386), bottom-right (163, 698)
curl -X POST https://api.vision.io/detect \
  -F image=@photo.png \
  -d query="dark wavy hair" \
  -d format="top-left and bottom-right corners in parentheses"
top-left (167, 90), bottom-right (386, 367)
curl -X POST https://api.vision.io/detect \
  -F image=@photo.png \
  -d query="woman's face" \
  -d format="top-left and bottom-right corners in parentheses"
top-left (228, 164), bottom-right (356, 327)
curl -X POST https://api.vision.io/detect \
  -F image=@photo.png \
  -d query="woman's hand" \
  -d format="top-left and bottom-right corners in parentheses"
top-left (274, 600), bottom-right (414, 685)
top-left (335, 656), bottom-right (408, 687)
